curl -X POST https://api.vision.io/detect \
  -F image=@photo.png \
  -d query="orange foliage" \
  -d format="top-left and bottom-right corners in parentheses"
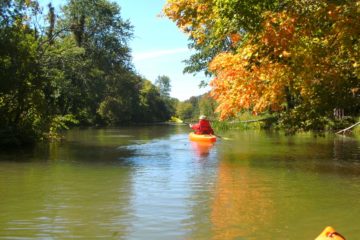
top-left (230, 33), bottom-right (242, 47)
top-left (163, 0), bottom-right (215, 44)
top-left (209, 48), bottom-right (290, 119)
top-left (261, 12), bottom-right (296, 57)
top-left (164, 0), bottom-right (360, 121)
top-left (207, 10), bottom-right (299, 119)
top-left (209, 4), bottom-right (359, 119)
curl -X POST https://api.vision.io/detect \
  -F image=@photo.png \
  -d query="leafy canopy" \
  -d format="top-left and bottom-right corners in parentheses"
top-left (164, 0), bottom-right (360, 131)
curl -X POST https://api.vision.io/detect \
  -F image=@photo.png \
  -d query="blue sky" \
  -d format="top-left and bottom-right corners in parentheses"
top-left (39, 0), bottom-right (211, 101)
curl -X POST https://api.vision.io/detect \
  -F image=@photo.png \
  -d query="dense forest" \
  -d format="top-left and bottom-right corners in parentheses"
top-left (164, 0), bottom-right (359, 133)
top-left (0, 0), bottom-right (176, 146)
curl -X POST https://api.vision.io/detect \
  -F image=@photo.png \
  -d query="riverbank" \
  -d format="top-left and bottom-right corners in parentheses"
top-left (1, 115), bottom-right (359, 150)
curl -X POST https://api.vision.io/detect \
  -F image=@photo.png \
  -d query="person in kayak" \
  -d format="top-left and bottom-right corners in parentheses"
top-left (189, 115), bottom-right (214, 135)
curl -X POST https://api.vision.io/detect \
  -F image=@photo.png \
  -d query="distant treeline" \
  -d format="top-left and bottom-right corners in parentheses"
top-left (0, 0), bottom-right (176, 147)
top-left (176, 93), bottom-right (217, 122)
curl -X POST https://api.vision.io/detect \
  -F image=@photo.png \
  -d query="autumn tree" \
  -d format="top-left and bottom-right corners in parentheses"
top-left (163, 0), bottom-right (359, 131)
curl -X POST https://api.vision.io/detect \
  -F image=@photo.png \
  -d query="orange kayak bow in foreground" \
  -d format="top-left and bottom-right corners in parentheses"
top-left (189, 132), bottom-right (217, 143)
top-left (315, 226), bottom-right (346, 240)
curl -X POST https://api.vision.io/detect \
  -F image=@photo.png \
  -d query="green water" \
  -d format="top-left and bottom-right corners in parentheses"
top-left (0, 126), bottom-right (359, 239)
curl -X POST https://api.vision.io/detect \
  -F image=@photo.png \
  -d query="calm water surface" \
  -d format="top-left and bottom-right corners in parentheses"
top-left (0, 125), bottom-right (360, 239)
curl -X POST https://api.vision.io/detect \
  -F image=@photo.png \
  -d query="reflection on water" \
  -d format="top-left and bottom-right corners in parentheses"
top-left (0, 127), bottom-right (360, 239)
top-left (190, 141), bottom-right (215, 158)
top-left (211, 159), bottom-right (274, 240)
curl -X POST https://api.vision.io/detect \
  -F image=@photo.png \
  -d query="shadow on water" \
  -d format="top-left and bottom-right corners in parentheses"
top-left (0, 125), bottom-right (188, 165)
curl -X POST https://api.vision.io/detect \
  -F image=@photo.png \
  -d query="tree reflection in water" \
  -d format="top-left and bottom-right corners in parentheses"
top-left (211, 157), bottom-right (274, 239)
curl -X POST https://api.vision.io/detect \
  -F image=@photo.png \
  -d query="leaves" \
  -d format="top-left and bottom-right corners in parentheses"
top-left (0, 0), bottom-right (177, 146)
top-left (164, 0), bottom-right (360, 131)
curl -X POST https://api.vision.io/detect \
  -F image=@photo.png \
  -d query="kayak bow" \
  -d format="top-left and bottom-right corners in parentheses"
top-left (315, 226), bottom-right (346, 240)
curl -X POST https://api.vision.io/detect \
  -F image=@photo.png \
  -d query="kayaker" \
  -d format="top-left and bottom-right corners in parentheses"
top-left (189, 115), bottom-right (214, 135)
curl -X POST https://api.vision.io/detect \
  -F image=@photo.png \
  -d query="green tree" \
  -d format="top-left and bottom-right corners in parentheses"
top-left (0, 0), bottom-right (47, 145)
top-left (138, 80), bottom-right (173, 122)
top-left (198, 93), bottom-right (217, 119)
top-left (58, 0), bottom-right (139, 124)
top-left (176, 93), bottom-right (217, 121)
top-left (176, 102), bottom-right (194, 121)
top-left (155, 75), bottom-right (171, 98)
top-left (0, 0), bottom-right (182, 148)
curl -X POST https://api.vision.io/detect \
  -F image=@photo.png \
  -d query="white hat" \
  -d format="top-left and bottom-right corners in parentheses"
top-left (199, 115), bottom-right (207, 120)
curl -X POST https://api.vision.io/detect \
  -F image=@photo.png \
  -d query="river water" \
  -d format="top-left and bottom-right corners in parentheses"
top-left (0, 125), bottom-right (359, 239)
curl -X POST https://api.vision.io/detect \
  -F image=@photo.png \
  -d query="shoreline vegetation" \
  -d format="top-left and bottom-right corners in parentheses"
top-left (1, 114), bottom-right (359, 149)
top-left (170, 116), bottom-right (360, 136)
top-left (1, 0), bottom-right (359, 148)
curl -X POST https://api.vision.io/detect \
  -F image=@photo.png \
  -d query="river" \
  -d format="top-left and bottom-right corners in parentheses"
top-left (0, 125), bottom-right (359, 239)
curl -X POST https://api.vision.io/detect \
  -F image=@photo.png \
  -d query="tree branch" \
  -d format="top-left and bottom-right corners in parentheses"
top-left (336, 121), bottom-right (360, 134)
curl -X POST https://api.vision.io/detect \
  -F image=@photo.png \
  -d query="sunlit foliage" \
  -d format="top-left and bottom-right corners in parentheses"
top-left (164, 0), bottom-right (360, 131)
top-left (0, 0), bottom-right (176, 147)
